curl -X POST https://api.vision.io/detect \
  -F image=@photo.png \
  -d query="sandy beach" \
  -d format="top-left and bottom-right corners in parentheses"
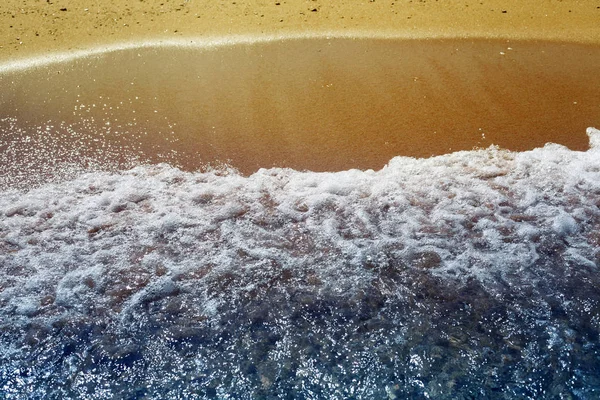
top-left (1, 1), bottom-right (600, 177)
top-left (4, 2), bottom-right (600, 397)
top-left (2, 0), bottom-right (600, 61)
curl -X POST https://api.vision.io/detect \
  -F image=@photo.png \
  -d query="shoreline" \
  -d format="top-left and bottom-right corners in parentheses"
top-left (2, 1), bottom-right (600, 181)
top-left (2, 32), bottom-right (600, 74)
top-left (2, 37), bottom-right (599, 182)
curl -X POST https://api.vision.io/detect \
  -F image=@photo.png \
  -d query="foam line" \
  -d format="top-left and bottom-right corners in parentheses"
top-left (1, 30), bottom-right (595, 75)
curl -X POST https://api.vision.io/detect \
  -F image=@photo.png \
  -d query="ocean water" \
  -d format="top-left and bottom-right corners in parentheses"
top-left (1, 128), bottom-right (599, 399)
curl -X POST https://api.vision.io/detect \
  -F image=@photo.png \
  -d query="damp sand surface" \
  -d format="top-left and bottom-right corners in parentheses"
top-left (2, 37), bottom-right (600, 188)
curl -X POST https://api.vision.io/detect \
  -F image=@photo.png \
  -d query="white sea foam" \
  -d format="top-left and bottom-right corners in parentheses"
top-left (1, 129), bottom-right (599, 398)
top-left (1, 128), bottom-right (599, 297)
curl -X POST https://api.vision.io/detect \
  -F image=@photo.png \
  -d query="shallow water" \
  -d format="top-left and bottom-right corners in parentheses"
top-left (2, 37), bottom-right (600, 398)
top-left (1, 128), bottom-right (600, 398)
top-left (2, 37), bottom-right (600, 187)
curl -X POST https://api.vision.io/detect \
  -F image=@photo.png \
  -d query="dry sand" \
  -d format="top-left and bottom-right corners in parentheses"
top-left (1, 1), bottom-right (600, 178)
top-left (2, 0), bottom-right (600, 62)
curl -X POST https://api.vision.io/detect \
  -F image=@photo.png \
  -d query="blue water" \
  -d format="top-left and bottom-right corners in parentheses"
top-left (1, 129), bottom-right (600, 399)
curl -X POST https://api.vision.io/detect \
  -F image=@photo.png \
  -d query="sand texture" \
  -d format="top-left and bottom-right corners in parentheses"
top-left (2, 37), bottom-right (600, 182)
top-left (1, 0), bottom-right (600, 61)
top-left (1, 1), bottom-right (600, 180)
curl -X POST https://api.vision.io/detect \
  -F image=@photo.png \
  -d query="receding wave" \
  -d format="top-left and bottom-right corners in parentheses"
top-left (1, 128), bottom-right (599, 398)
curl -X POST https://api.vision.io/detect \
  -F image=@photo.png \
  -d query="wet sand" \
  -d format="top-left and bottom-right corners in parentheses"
top-left (1, 37), bottom-right (600, 180)
top-left (1, 2), bottom-right (600, 183)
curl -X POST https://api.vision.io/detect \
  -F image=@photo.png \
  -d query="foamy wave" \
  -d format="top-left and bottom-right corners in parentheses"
top-left (1, 129), bottom-right (600, 398)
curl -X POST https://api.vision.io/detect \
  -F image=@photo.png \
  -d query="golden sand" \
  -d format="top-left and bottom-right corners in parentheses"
top-left (1, 1), bottom-right (600, 177)
top-left (2, 0), bottom-right (600, 61)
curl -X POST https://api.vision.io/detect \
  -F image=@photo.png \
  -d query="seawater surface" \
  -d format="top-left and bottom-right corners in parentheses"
top-left (2, 37), bottom-right (600, 182)
top-left (1, 129), bottom-right (600, 398)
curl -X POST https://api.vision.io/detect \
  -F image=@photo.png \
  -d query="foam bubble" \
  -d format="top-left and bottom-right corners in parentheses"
top-left (1, 131), bottom-right (600, 397)
top-left (587, 127), bottom-right (600, 150)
